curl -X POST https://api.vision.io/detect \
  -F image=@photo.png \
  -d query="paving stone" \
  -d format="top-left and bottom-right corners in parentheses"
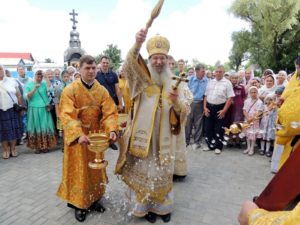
top-left (0, 142), bottom-right (274, 224)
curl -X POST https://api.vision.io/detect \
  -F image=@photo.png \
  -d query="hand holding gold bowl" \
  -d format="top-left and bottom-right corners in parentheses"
top-left (87, 131), bottom-right (109, 170)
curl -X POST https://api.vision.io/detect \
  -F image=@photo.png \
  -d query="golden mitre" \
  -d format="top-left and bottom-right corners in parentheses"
top-left (146, 34), bottom-right (170, 57)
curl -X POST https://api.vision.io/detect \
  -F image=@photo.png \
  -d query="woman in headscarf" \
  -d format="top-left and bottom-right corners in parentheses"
top-left (258, 74), bottom-right (276, 101)
top-left (54, 70), bottom-right (71, 146)
top-left (245, 77), bottom-right (262, 94)
top-left (276, 70), bottom-right (289, 87)
top-left (73, 72), bottom-right (81, 80)
top-left (67, 66), bottom-right (76, 80)
top-left (25, 70), bottom-right (57, 153)
top-left (45, 69), bottom-right (58, 134)
top-left (0, 64), bottom-right (23, 159)
top-left (261, 69), bottom-right (274, 85)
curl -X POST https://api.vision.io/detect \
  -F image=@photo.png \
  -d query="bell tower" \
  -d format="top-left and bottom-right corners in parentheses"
top-left (64, 9), bottom-right (85, 68)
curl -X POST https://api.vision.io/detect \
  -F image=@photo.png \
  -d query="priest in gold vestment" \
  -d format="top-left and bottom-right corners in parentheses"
top-left (115, 29), bottom-right (188, 223)
top-left (56, 55), bottom-right (118, 222)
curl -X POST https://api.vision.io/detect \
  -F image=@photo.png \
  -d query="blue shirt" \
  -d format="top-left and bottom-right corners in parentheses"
top-left (188, 75), bottom-right (208, 101)
top-left (95, 70), bottom-right (119, 105)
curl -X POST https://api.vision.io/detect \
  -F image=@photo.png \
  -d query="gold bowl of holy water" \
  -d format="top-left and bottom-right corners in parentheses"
top-left (87, 131), bottom-right (109, 170)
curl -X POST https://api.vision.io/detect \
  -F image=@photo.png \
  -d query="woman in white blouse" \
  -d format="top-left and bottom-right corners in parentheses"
top-left (0, 64), bottom-right (23, 159)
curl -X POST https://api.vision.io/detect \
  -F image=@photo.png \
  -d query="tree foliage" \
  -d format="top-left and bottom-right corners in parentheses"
top-left (230, 0), bottom-right (300, 72)
top-left (229, 30), bottom-right (251, 71)
top-left (95, 44), bottom-right (122, 71)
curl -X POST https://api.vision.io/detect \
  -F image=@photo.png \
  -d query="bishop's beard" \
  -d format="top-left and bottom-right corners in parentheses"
top-left (148, 64), bottom-right (173, 88)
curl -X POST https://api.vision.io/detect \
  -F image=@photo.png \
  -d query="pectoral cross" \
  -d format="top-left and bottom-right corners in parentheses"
top-left (171, 72), bottom-right (188, 90)
top-left (69, 9), bottom-right (78, 29)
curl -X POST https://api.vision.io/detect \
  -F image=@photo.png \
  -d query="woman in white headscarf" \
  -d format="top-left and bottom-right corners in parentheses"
top-left (0, 64), bottom-right (23, 159)
top-left (258, 74), bottom-right (276, 101)
top-left (276, 70), bottom-right (289, 87)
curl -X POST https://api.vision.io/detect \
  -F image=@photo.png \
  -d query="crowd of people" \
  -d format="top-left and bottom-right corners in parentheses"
top-left (0, 54), bottom-right (125, 157)
top-left (182, 63), bottom-right (291, 169)
top-left (0, 30), bottom-right (298, 224)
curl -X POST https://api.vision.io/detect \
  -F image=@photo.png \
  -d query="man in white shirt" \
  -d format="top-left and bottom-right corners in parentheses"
top-left (203, 65), bottom-right (235, 154)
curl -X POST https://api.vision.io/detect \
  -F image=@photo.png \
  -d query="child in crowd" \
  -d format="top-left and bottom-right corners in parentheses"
top-left (243, 86), bottom-right (264, 156)
top-left (270, 85), bottom-right (286, 173)
top-left (226, 73), bottom-right (246, 148)
top-left (259, 95), bottom-right (277, 157)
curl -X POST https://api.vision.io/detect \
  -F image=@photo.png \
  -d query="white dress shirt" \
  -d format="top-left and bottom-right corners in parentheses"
top-left (205, 77), bottom-right (235, 105)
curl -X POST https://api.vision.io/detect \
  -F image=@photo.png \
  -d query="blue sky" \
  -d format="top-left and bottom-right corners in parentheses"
top-left (1, 0), bottom-right (246, 65)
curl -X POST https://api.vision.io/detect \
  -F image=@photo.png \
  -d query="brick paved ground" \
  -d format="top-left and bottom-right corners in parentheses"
top-left (0, 142), bottom-right (274, 225)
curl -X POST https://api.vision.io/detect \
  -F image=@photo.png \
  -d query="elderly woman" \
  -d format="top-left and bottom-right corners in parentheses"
top-left (54, 68), bottom-right (61, 85)
top-left (261, 69), bottom-right (274, 85)
top-left (45, 69), bottom-right (58, 134)
top-left (54, 70), bottom-right (71, 141)
top-left (250, 77), bottom-right (261, 89)
top-left (25, 70), bottom-right (57, 153)
top-left (276, 70), bottom-right (288, 87)
top-left (0, 64), bottom-right (23, 159)
top-left (245, 77), bottom-right (261, 93)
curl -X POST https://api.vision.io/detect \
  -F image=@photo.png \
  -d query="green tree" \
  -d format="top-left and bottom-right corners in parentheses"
top-left (230, 0), bottom-right (300, 71)
top-left (277, 11), bottom-right (300, 72)
top-left (95, 44), bottom-right (122, 71)
top-left (229, 30), bottom-right (251, 71)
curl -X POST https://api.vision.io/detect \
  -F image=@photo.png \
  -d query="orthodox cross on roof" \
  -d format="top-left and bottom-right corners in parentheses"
top-left (69, 9), bottom-right (78, 30)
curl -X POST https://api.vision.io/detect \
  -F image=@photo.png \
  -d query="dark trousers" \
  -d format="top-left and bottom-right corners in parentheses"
top-left (185, 101), bottom-right (204, 145)
top-left (205, 103), bottom-right (226, 150)
top-left (50, 106), bottom-right (58, 134)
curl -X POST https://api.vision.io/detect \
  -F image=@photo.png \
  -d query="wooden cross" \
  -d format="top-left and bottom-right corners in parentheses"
top-left (69, 9), bottom-right (78, 28)
top-left (172, 72), bottom-right (188, 90)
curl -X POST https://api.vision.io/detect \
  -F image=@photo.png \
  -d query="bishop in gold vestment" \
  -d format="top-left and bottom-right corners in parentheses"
top-left (248, 203), bottom-right (300, 225)
top-left (276, 64), bottom-right (300, 170)
top-left (239, 201), bottom-right (300, 225)
top-left (115, 30), bottom-right (188, 223)
top-left (57, 55), bottom-right (118, 222)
